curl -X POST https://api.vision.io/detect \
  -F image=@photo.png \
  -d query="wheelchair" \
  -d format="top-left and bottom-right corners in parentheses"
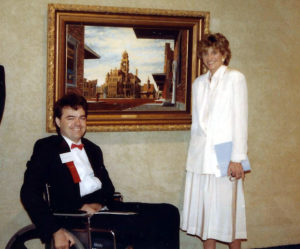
top-left (5, 190), bottom-right (135, 249)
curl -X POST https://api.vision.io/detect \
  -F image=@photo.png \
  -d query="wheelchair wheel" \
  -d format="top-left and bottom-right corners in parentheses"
top-left (6, 224), bottom-right (85, 249)
top-left (5, 224), bottom-right (40, 249)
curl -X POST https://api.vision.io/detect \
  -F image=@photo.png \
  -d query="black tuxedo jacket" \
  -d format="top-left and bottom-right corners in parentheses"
top-left (20, 135), bottom-right (115, 242)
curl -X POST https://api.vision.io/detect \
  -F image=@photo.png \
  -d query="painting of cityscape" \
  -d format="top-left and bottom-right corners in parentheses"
top-left (65, 24), bottom-right (188, 112)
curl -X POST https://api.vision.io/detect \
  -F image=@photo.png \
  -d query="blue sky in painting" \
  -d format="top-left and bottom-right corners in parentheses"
top-left (83, 26), bottom-right (174, 89)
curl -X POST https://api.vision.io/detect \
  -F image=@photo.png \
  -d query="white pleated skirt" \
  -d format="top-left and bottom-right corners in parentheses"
top-left (181, 172), bottom-right (247, 243)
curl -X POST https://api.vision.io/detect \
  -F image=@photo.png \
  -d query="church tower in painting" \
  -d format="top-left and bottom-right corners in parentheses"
top-left (104, 51), bottom-right (141, 98)
top-left (120, 51), bottom-right (129, 74)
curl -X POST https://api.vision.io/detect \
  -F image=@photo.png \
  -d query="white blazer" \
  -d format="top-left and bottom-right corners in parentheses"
top-left (186, 65), bottom-right (248, 175)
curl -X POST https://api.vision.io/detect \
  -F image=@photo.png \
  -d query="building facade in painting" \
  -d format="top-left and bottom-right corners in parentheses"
top-left (66, 24), bottom-right (100, 96)
top-left (82, 78), bottom-right (97, 99)
top-left (100, 51), bottom-right (143, 99)
top-left (140, 78), bottom-right (157, 99)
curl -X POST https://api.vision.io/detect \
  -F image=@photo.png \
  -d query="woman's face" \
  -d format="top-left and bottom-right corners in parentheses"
top-left (202, 47), bottom-right (224, 75)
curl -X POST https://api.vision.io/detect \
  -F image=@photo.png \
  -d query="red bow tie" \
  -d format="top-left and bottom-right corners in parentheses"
top-left (71, 143), bottom-right (84, 150)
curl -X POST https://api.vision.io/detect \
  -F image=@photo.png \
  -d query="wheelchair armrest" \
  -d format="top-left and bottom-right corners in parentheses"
top-left (52, 191), bottom-right (124, 217)
top-left (113, 192), bottom-right (123, 202)
top-left (53, 210), bottom-right (90, 217)
top-left (95, 211), bottom-right (137, 215)
top-left (53, 209), bottom-right (137, 217)
top-left (53, 211), bottom-right (91, 231)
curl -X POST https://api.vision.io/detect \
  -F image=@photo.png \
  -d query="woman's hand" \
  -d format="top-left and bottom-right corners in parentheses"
top-left (80, 203), bottom-right (102, 214)
top-left (227, 161), bottom-right (244, 180)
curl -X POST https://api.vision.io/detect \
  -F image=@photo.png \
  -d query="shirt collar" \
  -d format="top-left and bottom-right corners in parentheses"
top-left (209, 65), bottom-right (227, 82)
top-left (62, 135), bottom-right (82, 149)
top-left (206, 65), bottom-right (227, 89)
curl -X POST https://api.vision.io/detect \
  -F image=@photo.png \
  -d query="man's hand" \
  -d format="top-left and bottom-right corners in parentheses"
top-left (80, 203), bottom-right (102, 214)
top-left (227, 161), bottom-right (245, 180)
top-left (53, 228), bottom-right (75, 249)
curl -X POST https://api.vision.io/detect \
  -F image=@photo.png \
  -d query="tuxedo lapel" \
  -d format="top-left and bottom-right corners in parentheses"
top-left (82, 139), bottom-right (105, 183)
top-left (82, 140), bottom-right (97, 170)
top-left (57, 135), bottom-right (71, 154)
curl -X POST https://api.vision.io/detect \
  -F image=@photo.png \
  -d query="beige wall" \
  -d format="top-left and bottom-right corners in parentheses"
top-left (1, 0), bottom-right (299, 248)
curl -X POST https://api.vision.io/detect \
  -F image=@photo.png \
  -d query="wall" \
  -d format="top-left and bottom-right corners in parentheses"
top-left (0, 0), bottom-right (299, 248)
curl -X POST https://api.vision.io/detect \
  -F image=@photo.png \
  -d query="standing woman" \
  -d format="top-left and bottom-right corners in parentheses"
top-left (181, 33), bottom-right (249, 249)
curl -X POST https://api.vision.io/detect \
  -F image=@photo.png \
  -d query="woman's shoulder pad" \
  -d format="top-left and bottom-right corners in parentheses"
top-left (193, 74), bottom-right (207, 85)
top-left (226, 67), bottom-right (245, 78)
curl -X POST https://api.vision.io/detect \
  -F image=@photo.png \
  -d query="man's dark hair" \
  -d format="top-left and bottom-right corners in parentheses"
top-left (53, 93), bottom-right (88, 134)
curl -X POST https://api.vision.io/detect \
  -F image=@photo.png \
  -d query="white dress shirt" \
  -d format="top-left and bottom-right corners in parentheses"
top-left (186, 65), bottom-right (248, 176)
top-left (62, 136), bottom-right (102, 197)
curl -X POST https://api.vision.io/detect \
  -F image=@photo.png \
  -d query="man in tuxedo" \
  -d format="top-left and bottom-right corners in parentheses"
top-left (20, 93), bottom-right (179, 249)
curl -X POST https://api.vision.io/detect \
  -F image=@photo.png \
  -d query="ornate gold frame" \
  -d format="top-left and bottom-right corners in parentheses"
top-left (46, 4), bottom-right (209, 132)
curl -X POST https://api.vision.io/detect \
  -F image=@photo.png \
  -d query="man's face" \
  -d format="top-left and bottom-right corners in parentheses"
top-left (55, 106), bottom-right (87, 143)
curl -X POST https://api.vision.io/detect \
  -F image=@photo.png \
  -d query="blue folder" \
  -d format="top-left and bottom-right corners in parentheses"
top-left (214, 141), bottom-right (251, 177)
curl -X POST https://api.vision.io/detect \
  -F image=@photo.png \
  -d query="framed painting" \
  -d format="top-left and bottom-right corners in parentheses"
top-left (46, 4), bottom-right (209, 132)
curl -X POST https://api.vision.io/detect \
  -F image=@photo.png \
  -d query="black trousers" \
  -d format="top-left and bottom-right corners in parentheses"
top-left (90, 202), bottom-right (180, 249)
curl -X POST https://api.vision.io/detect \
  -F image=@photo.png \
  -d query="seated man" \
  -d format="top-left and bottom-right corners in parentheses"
top-left (20, 93), bottom-right (179, 249)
